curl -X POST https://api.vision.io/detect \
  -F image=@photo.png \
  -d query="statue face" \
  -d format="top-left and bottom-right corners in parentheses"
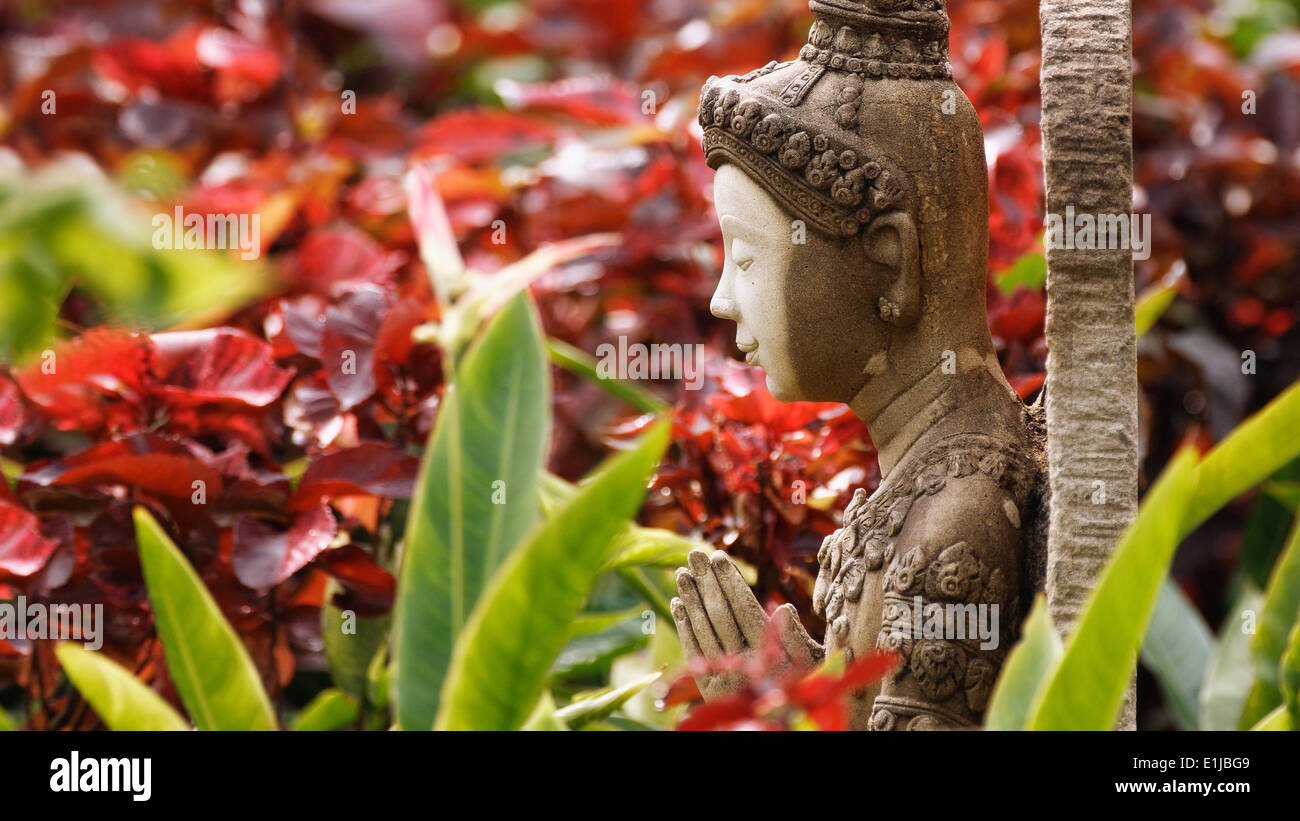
top-left (710, 164), bottom-right (799, 400)
top-left (710, 163), bottom-right (891, 403)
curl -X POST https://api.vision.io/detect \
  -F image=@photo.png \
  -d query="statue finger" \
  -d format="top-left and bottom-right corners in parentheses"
top-left (709, 549), bottom-right (767, 648)
top-left (675, 568), bottom-right (722, 657)
top-left (688, 550), bottom-right (745, 653)
top-left (670, 597), bottom-right (702, 662)
top-left (774, 604), bottom-right (816, 671)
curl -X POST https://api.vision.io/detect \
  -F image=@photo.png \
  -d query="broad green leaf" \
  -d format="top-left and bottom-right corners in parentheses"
top-left (602, 528), bottom-right (700, 571)
top-left (367, 645), bottom-right (390, 711)
top-left (1028, 448), bottom-right (1199, 730)
top-left (133, 508), bottom-right (277, 731)
top-left (551, 614), bottom-right (649, 680)
top-left (392, 291), bottom-right (550, 730)
top-left (1262, 480), bottom-right (1300, 511)
top-left (1282, 619), bottom-right (1300, 725)
top-left (565, 607), bottom-right (648, 640)
top-left (291, 688), bottom-right (360, 731)
top-left (1249, 705), bottom-right (1293, 731)
top-left (1198, 586), bottom-right (1264, 730)
top-left (1240, 465), bottom-right (1299, 589)
top-left (1140, 579), bottom-right (1214, 730)
top-left (434, 420), bottom-right (670, 730)
top-left (54, 644), bottom-right (189, 731)
top-left (552, 669), bottom-right (664, 730)
top-left (521, 690), bottom-right (567, 731)
top-left (1184, 379), bottom-right (1300, 538)
top-left (984, 596), bottom-right (1061, 730)
top-left (321, 580), bottom-right (392, 702)
top-left (1239, 518), bottom-right (1300, 727)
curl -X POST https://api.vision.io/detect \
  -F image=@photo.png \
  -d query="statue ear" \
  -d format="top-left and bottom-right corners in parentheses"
top-left (863, 211), bottom-right (921, 327)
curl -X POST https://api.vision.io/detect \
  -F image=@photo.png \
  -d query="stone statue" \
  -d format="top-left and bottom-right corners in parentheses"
top-left (670, 0), bottom-right (1048, 730)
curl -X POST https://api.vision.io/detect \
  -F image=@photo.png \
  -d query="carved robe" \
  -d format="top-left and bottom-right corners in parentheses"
top-left (814, 431), bottom-right (1041, 730)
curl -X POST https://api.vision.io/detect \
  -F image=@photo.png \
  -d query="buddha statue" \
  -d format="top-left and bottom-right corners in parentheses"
top-left (670, 0), bottom-right (1048, 730)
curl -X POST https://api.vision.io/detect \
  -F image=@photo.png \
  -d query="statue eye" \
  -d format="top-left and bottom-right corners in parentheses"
top-left (736, 257), bottom-right (755, 272)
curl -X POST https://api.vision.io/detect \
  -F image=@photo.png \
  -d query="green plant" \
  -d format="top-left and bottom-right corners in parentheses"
top-left (987, 379), bottom-right (1300, 729)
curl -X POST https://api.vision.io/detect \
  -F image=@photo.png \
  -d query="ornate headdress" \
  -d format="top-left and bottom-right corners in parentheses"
top-left (698, 1), bottom-right (952, 238)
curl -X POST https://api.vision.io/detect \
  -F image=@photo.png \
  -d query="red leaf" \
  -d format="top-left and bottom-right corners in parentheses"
top-left (320, 286), bottom-right (389, 410)
top-left (287, 228), bottom-right (405, 295)
top-left (150, 329), bottom-right (293, 408)
top-left (496, 77), bottom-right (650, 126)
top-left (19, 434), bottom-right (224, 501)
top-left (677, 692), bottom-right (757, 731)
top-left (0, 500), bottom-right (59, 578)
top-left (416, 109), bottom-right (558, 166)
top-left (232, 505), bottom-right (338, 589)
top-left (317, 545), bottom-right (396, 617)
top-left (15, 328), bottom-right (151, 432)
top-left (290, 443), bottom-right (419, 511)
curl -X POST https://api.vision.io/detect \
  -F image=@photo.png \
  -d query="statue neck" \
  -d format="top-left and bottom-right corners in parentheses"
top-left (848, 336), bottom-right (1021, 479)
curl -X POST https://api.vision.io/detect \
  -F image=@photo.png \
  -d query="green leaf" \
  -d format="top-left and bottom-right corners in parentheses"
top-left (1198, 586), bottom-right (1264, 730)
top-left (1184, 380), bottom-right (1300, 538)
top-left (602, 527), bottom-right (700, 571)
top-left (984, 596), bottom-right (1062, 730)
top-left (565, 607), bottom-right (648, 640)
top-left (552, 669), bottom-right (664, 730)
top-left (1028, 448), bottom-right (1199, 730)
top-left (367, 644), bottom-right (390, 711)
top-left (1134, 268), bottom-right (1182, 338)
top-left (54, 643), bottom-right (189, 731)
top-left (521, 690), bottom-right (567, 730)
top-left (434, 420), bottom-right (671, 730)
top-left (551, 615), bottom-right (649, 680)
top-left (1139, 579), bottom-right (1214, 730)
top-left (0, 709), bottom-right (12, 731)
top-left (133, 508), bottom-right (277, 731)
top-left (545, 336), bottom-right (668, 413)
top-left (1249, 704), bottom-right (1293, 731)
top-left (290, 688), bottom-right (360, 731)
top-left (994, 249), bottom-right (1046, 296)
top-left (1262, 480), bottom-right (1300, 511)
top-left (321, 580), bottom-right (392, 702)
top-left (1239, 517), bottom-right (1300, 726)
top-left (1282, 619), bottom-right (1300, 725)
top-left (392, 291), bottom-right (550, 730)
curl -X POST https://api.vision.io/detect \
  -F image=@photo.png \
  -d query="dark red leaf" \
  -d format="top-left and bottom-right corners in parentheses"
top-left (150, 329), bottom-right (293, 408)
top-left (0, 500), bottom-right (59, 578)
top-left (290, 443), bottom-right (419, 511)
top-left (232, 505), bottom-right (338, 589)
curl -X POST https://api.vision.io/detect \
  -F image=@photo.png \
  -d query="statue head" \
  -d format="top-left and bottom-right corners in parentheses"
top-left (700, 0), bottom-right (992, 405)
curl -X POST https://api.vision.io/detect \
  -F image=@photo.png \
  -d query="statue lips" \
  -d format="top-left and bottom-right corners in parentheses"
top-left (736, 338), bottom-right (759, 365)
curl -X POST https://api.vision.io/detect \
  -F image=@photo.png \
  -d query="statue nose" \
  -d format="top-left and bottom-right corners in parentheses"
top-left (710, 293), bottom-right (738, 322)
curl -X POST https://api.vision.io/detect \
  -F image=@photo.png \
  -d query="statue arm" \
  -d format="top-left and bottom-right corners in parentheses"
top-left (869, 477), bottom-right (1023, 731)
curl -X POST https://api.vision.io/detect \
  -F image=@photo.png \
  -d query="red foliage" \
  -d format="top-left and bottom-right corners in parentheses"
top-left (0, 0), bottom-right (1294, 729)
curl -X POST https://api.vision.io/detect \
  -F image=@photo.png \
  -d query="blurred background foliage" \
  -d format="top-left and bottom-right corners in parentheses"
top-left (0, 0), bottom-right (1297, 729)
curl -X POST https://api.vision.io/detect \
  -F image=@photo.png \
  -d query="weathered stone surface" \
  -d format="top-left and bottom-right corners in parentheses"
top-left (670, 0), bottom-right (1049, 730)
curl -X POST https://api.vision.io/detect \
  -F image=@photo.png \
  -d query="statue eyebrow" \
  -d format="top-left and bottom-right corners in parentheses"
top-left (719, 214), bottom-right (757, 235)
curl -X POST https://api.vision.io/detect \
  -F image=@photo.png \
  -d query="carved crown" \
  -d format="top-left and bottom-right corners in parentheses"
top-left (697, 0), bottom-right (952, 237)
